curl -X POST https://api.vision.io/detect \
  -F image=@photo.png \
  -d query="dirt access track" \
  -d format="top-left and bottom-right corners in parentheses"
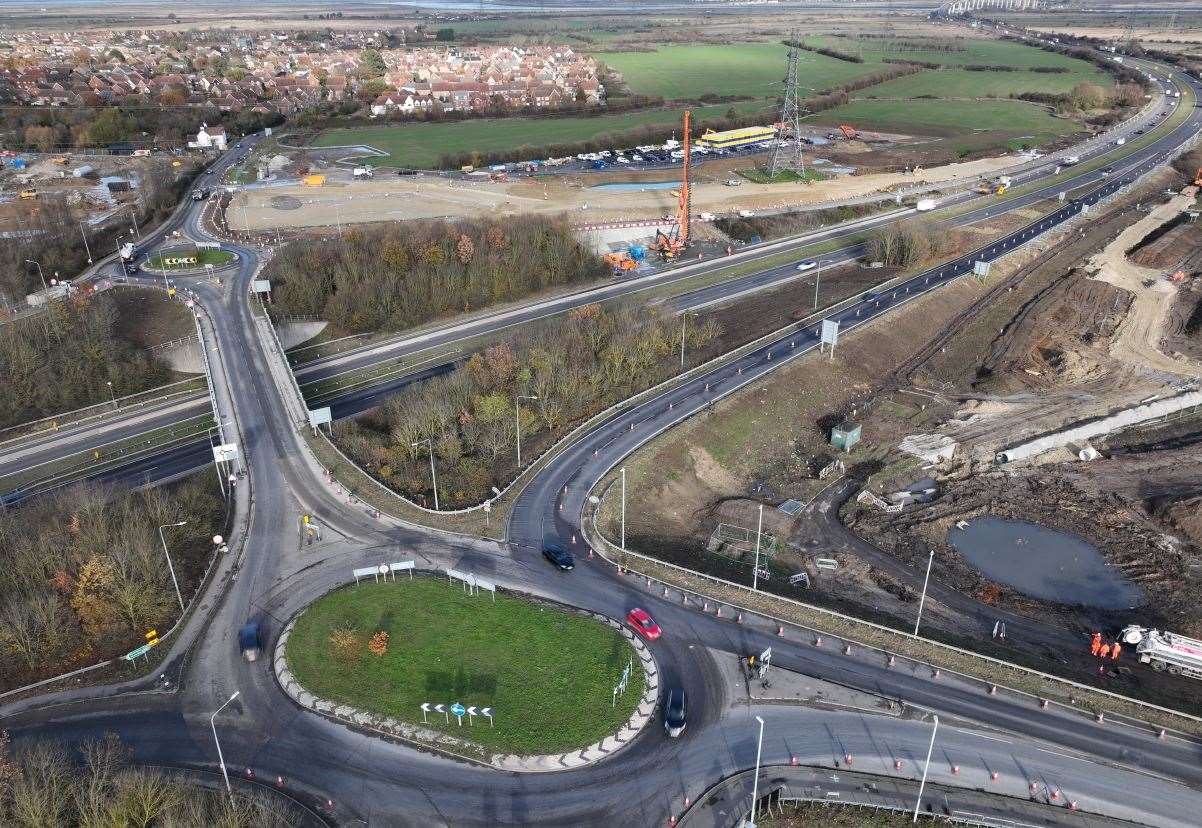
top-left (231, 152), bottom-right (1021, 232)
top-left (1084, 187), bottom-right (1202, 380)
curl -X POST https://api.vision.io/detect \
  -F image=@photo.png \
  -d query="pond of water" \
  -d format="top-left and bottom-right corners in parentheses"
top-left (590, 181), bottom-right (682, 192)
top-left (947, 517), bottom-right (1142, 609)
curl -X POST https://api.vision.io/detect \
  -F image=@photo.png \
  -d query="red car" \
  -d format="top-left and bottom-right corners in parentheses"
top-left (627, 608), bottom-right (661, 641)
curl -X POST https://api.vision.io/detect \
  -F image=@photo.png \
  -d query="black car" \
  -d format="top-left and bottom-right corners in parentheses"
top-left (543, 544), bottom-right (575, 571)
top-left (664, 688), bottom-right (687, 737)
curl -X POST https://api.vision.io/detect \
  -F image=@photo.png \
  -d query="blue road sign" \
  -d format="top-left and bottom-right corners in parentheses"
top-left (450, 702), bottom-right (466, 717)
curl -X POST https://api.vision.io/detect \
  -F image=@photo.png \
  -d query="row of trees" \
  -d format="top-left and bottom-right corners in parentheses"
top-left (1, 98), bottom-right (281, 153)
top-left (963, 64), bottom-right (1068, 73)
top-left (334, 304), bottom-right (722, 508)
top-left (0, 292), bottom-right (178, 430)
top-left (717, 203), bottom-right (880, 243)
top-left (0, 734), bottom-right (302, 826)
top-left (267, 216), bottom-right (608, 334)
top-left (866, 217), bottom-right (964, 269)
top-left (793, 41), bottom-right (864, 64)
top-left (434, 63), bottom-right (923, 170)
top-left (0, 477), bottom-right (224, 691)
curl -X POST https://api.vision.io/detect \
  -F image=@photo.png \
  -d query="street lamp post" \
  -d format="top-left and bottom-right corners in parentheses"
top-left (912, 714), bottom-right (939, 823)
top-left (207, 426), bottom-right (228, 499)
top-left (914, 549), bottom-right (934, 637)
top-left (210, 691), bottom-right (240, 799)
top-left (158, 521), bottom-right (188, 614)
top-left (813, 259), bottom-right (835, 310)
top-left (620, 467), bottom-right (626, 551)
top-left (105, 380), bottom-right (117, 410)
top-left (752, 503), bottom-right (764, 591)
top-left (515, 394), bottom-right (538, 468)
top-left (413, 438), bottom-right (439, 511)
top-left (78, 221), bottom-right (93, 263)
top-left (24, 259), bottom-right (47, 291)
top-left (748, 715), bottom-right (765, 827)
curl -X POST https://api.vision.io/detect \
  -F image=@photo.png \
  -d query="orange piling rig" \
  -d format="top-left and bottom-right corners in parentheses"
top-left (654, 110), bottom-right (692, 260)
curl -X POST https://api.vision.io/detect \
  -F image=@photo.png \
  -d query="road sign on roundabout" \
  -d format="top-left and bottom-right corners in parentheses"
top-left (450, 702), bottom-right (466, 726)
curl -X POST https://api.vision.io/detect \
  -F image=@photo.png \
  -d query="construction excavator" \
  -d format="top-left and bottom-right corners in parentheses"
top-left (653, 110), bottom-right (691, 261)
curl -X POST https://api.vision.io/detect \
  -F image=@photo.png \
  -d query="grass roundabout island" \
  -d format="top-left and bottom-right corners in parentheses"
top-left (145, 248), bottom-right (236, 271)
top-left (285, 576), bottom-right (647, 756)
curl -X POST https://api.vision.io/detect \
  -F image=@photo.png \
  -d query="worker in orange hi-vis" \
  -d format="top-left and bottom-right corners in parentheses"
top-left (1090, 632), bottom-right (1102, 656)
top-left (1111, 642), bottom-right (1122, 660)
top-left (1099, 643), bottom-right (1111, 659)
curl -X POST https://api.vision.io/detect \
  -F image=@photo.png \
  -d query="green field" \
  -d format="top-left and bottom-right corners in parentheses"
top-left (145, 248), bottom-right (235, 270)
top-left (596, 43), bottom-right (882, 101)
top-left (810, 98), bottom-right (1076, 141)
top-left (810, 35), bottom-right (1112, 72)
top-left (863, 65), bottom-right (1111, 100)
top-left (312, 100), bottom-right (769, 168)
top-left (314, 36), bottom-right (1112, 167)
top-left (286, 578), bottom-right (646, 755)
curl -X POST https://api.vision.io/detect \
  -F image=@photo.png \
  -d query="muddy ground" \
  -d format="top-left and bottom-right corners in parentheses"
top-left (847, 171), bottom-right (1202, 638)
top-left (616, 168), bottom-right (1202, 707)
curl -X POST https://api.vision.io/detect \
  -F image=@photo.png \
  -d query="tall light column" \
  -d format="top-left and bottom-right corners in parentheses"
top-left (157, 520), bottom-right (188, 613)
top-left (912, 714), bottom-right (939, 823)
top-left (748, 715), bottom-right (765, 827)
top-left (752, 503), bottom-right (764, 591)
top-left (515, 394), bottom-right (538, 468)
top-left (413, 438), bottom-right (439, 511)
top-left (914, 549), bottom-right (934, 637)
top-left (210, 691), bottom-right (240, 799)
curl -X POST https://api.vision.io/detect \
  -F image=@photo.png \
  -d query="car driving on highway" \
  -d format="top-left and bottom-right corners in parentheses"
top-left (542, 543), bottom-right (575, 571)
top-left (796, 260), bottom-right (817, 271)
top-left (627, 608), bottom-right (661, 640)
top-left (664, 688), bottom-right (687, 737)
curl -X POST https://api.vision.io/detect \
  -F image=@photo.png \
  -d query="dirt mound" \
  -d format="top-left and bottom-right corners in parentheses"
top-left (978, 270), bottom-right (1131, 392)
top-left (1129, 222), bottom-right (1196, 269)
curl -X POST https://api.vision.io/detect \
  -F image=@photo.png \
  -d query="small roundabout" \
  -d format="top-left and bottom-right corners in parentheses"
top-left (277, 573), bottom-right (657, 769)
top-left (144, 246), bottom-right (237, 271)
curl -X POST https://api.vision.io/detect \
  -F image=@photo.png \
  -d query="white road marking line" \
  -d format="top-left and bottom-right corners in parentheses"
top-left (956, 729), bottom-right (1012, 745)
top-left (1036, 747), bottom-right (1089, 763)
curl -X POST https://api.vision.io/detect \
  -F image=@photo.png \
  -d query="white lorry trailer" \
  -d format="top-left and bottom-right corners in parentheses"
top-left (1122, 625), bottom-right (1202, 678)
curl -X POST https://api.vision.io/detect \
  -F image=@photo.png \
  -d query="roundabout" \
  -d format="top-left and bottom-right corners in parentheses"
top-left (278, 575), bottom-right (656, 766)
top-left (7, 50), bottom-right (1202, 828)
top-left (144, 247), bottom-right (237, 271)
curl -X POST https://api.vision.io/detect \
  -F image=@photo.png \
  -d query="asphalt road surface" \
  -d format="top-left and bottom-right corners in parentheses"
top-left (0, 57), bottom-right (1185, 498)
top-left (3, 50), bottom-right (1202, 828)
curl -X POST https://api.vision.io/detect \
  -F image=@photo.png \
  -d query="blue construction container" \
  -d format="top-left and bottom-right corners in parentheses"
top-left (11, 158), bottom-right (27, 170)
top-left (628, 245), bottom-right (646, 261)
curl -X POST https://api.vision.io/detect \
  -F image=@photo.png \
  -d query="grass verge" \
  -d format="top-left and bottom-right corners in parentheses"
top-left (285, 578), bottom-right (645, 755)
top-left (738, 168), bottom-right (828, 184)
top-left (145, 249), bottom-right (236, 270)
